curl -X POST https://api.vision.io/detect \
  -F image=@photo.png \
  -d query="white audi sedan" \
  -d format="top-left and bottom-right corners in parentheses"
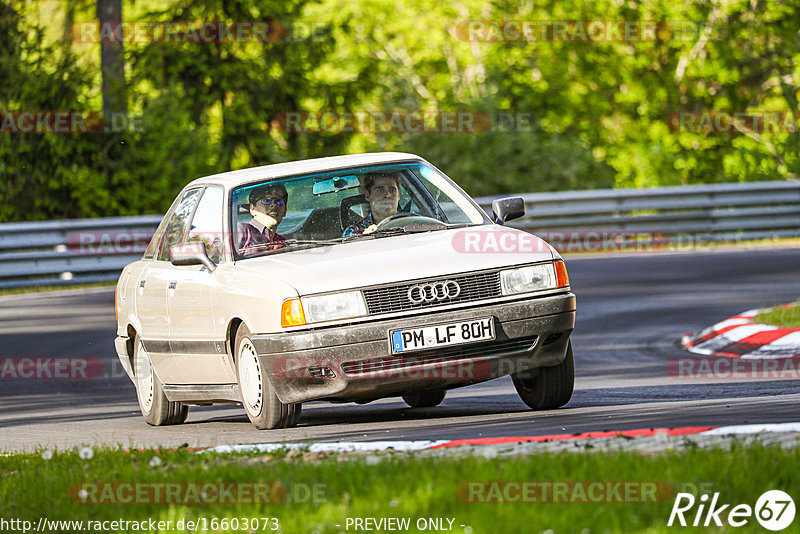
top-left (114, 153), bottom-right (576, 429)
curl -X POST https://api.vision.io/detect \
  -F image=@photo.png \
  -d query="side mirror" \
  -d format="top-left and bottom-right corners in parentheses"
top-left (491, 196), bottom-right (525, 225)
top-left (170, 242), bottom-right (216, 272)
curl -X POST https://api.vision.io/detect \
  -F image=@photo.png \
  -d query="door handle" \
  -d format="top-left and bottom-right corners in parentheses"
top-left (169, 281), bottom-right (177, 290)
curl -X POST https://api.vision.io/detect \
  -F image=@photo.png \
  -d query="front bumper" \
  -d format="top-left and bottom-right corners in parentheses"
top-left (253, 292), bottom-right (575, 404)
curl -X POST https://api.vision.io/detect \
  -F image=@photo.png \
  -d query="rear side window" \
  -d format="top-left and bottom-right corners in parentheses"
top-left (156, 188), bottom-right (203, 261)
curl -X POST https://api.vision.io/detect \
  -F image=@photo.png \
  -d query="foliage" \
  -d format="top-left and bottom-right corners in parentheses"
top-left (755, 301), bottom-right (800, 329)
top-left (1, 0), bottom-right (799, 221)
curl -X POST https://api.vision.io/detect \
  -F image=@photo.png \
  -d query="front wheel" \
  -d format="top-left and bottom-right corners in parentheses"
top-left (402, 389), bottom-right (446, 408)
top-left (133, 334), bottom-right (188, 426)
top-left (512, 340), bottom-right (574, 410)
top-left (235, 324), bottom-right (301, 430)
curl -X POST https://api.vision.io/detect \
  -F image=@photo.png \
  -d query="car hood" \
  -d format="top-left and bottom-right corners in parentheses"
top-left (233, 226), bottom-right (555, 295)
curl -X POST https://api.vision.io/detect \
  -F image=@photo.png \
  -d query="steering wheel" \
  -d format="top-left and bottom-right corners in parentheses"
top-left (375, 213), bottom-right (445, 230)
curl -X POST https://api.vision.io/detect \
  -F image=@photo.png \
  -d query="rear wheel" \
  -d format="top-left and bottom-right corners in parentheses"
top-left (512, 340), bottom-right (574, 410)
top-left (133, 334), bottom-right (188, 425)
top-left (235, 324), bottom-right (301, 429)
top-left (402, 389), bottom-right (446, 408)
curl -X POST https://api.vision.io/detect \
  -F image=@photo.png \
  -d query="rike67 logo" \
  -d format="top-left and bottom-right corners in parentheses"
top-left (668, 490), bottom-right (795, 531)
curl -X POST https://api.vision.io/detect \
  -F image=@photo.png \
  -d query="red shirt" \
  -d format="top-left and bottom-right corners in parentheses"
top-left (237, 219), bottom-right (285, 256)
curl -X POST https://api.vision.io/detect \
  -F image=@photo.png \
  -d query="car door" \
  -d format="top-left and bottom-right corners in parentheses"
top-left (136, 187), bottom-right (203, 384)
top-left (167, 186), bottom-right (235, 384)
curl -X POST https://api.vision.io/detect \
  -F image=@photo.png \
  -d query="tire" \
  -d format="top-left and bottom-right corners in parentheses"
top-left (235, 324), bottom-right (301, 429)
top-left (288, 403), bottom-right (303, 427)
top-left (512, 340), bottom-right (574, 410)
top-left (402, 389), bottom-right (446, 408)
top-left (133, 334), bottom-right (188, 426)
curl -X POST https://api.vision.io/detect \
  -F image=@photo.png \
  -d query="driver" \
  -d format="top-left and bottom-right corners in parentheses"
top-left (238, 182), bottom-right (288, 254)
top-left (342, 172), bottom-right (400, 237)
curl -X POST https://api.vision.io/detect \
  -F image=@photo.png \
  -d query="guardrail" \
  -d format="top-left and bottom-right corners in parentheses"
top-left (1, 180), bottom-right (798, 289)
top-left (0, 215), bottom-right (162, 289)
top-left (479, 180), bottom-right (800, 251)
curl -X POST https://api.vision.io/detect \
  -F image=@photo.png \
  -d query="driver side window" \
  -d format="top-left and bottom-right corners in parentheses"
top-left (187, 186), bottom-right (224, 263)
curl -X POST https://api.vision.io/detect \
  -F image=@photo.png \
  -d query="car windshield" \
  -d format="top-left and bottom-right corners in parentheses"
top-left (231, 161), bottom-right (488, 259)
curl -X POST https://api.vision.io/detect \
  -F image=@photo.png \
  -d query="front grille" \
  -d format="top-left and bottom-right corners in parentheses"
top-left (340, 335), bottom-right (538, 375)
top-left (362, 271), bottom-right (502, 315)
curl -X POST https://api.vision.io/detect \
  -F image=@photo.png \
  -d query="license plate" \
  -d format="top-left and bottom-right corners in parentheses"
top-left (390, 317), bottom-right (495, 354)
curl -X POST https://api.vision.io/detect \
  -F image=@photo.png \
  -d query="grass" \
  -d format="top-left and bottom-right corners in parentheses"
top-left (1, 443), bottom-right (798, 533)
top-left (756, 301), bottom-right (800, 329)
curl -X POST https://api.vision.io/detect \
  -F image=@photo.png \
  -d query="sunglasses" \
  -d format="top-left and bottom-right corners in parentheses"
top-left (258, 198), bottom-right (286, 206)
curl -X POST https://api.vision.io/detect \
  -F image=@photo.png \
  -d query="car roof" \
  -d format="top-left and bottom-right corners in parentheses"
top-left (185, 152), bottom-right (426, 189)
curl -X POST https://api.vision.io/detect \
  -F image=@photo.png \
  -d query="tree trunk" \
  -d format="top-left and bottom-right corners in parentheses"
top-left (97, 0), bottom-right (127, 127)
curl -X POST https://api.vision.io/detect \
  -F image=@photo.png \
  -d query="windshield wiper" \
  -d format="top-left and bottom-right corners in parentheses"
top-left (282, 239), bottom-right (339, 246)
top-left (237, 238), bottom-right (339, 258)
top-left (373, 222), bottom-right (470, 234)
top-left (341, 222), bottom-right (479, 242)
top-left (341, 227), bottom-right (410, 242)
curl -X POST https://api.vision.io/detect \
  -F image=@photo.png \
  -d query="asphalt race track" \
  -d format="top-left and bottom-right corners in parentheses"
top-left (2, 247), bottom-right (800, 452)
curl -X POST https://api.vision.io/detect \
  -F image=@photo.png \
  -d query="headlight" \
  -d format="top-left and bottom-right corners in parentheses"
top-left (301, 291), bottom-right (368, 324)
top-left (500, 263), bottom-right (558, 295)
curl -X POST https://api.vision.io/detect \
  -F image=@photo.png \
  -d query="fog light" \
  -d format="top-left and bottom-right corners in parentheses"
top-left (308, 366), bottom-right (336, 378)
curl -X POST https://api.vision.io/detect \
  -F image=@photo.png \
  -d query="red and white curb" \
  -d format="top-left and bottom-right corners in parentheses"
top-left (204, 423), bottom-right (800, 454)
top-left (682, 307), bottom-right (800, 359)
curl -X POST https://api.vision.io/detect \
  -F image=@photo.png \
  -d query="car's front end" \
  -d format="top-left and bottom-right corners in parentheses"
top-left (230, 228), bottom-right (574, 405)
top-left (257, 279), bottom-right (574, 404)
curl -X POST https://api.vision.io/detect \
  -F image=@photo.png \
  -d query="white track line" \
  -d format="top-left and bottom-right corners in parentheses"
top-left (701, 422), bottom-right (800, 435)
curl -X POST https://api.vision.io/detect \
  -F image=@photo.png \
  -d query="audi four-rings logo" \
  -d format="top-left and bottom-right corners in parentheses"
top-left (407, 280), bottom-right (462, 304)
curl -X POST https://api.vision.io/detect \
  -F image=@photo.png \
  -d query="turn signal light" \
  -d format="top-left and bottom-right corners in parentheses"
top-left (281, 298), bottom-right (306, 327)
top-left (555, 261), bottom-right (570, 288)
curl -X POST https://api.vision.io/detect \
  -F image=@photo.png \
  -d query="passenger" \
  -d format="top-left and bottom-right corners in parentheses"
top-left (342, 173), bottom-right (400, 237)
top-left (238, 182), bottom-right (288, 254)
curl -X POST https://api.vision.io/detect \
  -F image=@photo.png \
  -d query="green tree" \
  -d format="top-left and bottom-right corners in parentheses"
top-left (129, 0), bottom-right (372, 170)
